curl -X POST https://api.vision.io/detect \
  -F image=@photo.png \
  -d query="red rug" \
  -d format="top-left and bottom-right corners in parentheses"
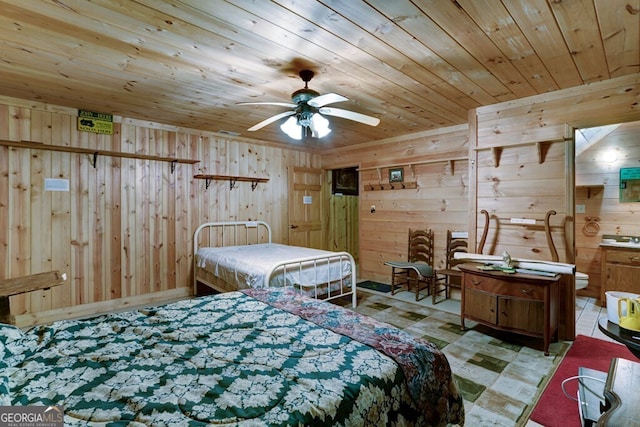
top-left (529, 335), bottom-right (635, 426)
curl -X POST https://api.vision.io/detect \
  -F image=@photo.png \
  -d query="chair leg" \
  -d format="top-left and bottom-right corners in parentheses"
top-left (416, 275), bottom-right (432, 301)
top-left (391, 268), bottom-right (397, 295)
top-left (432, 276), bottom-right (437, 304)
top-left (391, 268), bottom-right (412, 295)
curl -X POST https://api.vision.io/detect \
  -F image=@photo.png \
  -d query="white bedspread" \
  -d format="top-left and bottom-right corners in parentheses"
top-left (196, 243), bottom-right (352, 288)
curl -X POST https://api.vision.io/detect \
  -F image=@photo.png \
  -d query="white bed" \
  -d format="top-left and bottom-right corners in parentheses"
top-left (193, 221), bottom-right (357, 307)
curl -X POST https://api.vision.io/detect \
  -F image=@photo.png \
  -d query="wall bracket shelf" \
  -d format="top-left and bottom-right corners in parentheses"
top-left (474, 138), bottom-right (570, 167)
top-left (576, 185), bottom-right (604, 198)
top-left (364, 181), bottom-right (418, 191)
top-left (0, 139), bottom-right (199, 172)
top-left (359, 156), bottom-right (467, 177)
top-left (194, 174), bottom-right (269, 190)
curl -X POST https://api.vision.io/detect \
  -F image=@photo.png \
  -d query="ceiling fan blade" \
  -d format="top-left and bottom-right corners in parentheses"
top-left (238, 101), bottom-right (298, 108)
top-left (318, 107), bottom-right (380, 126)
top-left (308, 93), bottom-right (348, 108)
top-left (247, 110), bottom-right (296, 131)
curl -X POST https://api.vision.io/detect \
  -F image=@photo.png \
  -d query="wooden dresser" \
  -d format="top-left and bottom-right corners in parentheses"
top-left (459, 263), bottom-right (559, 355)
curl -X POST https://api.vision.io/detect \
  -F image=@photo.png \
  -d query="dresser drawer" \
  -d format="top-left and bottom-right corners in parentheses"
top-left (464, 274), bottom-right (545, 301)
top-left (605, 249), bottom-right (640, 265)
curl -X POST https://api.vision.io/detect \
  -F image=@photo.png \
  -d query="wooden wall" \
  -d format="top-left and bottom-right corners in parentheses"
top-left (575, 121), bottom-right (640, 298)
top-left (472, 73), bottom-right (640, 302)
top-left (4, 72), bottom-right (640, 325)
top-left (322, 124), bottom-right (470, 283)
top-left (0, 96), bottom-right (320, 326)
top-left (321, 73), bottom-right (640, 294)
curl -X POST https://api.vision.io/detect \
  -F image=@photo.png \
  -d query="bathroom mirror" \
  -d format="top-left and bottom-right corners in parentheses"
top-left (619, 167), bottom-right (640, 202)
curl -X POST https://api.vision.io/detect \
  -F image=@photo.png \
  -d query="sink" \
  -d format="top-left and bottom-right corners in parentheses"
top-left (600, 240), bottom-right (640, 248)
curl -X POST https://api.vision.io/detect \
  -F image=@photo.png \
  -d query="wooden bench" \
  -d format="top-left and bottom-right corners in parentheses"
top-left (0, 271), bottom-right (66, 324)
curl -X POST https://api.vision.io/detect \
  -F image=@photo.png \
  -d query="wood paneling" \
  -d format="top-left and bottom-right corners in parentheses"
top-left (473, 73), bottom-right (640, 303)
top-left (323, 125), bottom-right (470, 284)
top-left (3, 70), bottom-right (640, 326)
top-left (0, 96), bottom-right (320, 326)
top-left (1, 1), bottom-right (637, 150)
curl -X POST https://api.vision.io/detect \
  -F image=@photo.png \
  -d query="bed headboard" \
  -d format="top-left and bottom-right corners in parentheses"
top-left (193, 221), bottom-right (272, 252)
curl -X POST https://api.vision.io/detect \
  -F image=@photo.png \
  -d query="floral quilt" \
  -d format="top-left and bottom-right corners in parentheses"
top-left (1, 289), bottom-right (463, 426)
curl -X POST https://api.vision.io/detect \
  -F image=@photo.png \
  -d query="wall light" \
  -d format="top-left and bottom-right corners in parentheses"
top-left (602, 150), bottom-right (618, 163)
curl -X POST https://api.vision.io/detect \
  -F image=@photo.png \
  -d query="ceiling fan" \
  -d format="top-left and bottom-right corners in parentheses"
top-left (239, 70), bottom-right (380, 140)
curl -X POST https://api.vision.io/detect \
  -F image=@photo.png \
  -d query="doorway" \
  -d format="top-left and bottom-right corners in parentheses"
top-left (326, 168), bottom-right (359, 263)
top-left (574, 120), bottom-right (640, 299)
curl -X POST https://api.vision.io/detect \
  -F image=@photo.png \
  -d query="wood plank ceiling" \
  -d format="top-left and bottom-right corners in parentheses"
top-left (0, 0), bottom-right (638, 151)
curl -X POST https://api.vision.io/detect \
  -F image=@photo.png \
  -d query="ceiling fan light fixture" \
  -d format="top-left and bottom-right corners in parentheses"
top-left (310, 113), bottom-right (331, 138)
top-left (241, 69), bottom-right (379, 139)
top-left (280, 116), bottom-right (302, 140)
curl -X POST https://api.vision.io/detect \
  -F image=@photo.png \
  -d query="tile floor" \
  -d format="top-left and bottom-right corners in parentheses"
top-left (382, 289), bottom-right (617, 427)
top-left (574, 295), bottom-right (616, 343)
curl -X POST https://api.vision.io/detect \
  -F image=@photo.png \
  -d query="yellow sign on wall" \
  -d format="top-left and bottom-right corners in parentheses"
top-left (77, 110), bottom-right (114, 135)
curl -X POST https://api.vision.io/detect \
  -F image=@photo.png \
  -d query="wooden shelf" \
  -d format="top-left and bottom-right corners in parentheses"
top-left (473, 138), bottom-right (571, 167)
top-left (576, 184), bottom-right (604, 198)
top-left (358, 156), bottom-right (467, 177)
top-left (364, 181), bottom-right (418, 191)
top-left (194, 174), bottom-right (269, 190)
top-left (0, 139), bottom-right (199, 172)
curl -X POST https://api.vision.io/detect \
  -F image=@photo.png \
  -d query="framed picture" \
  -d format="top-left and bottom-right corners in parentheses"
top-left (389, 167), bottom-right (404, 183)
top-left (332, 167), bottom-right (358, 195)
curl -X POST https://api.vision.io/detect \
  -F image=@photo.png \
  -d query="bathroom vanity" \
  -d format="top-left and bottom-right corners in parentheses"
top-left (600, 236), bottom-right (640, 306)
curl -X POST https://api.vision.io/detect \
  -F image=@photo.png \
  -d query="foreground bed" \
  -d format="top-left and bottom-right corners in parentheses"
top-left (194, 220), bottom-right (357, 307)
top-left (1, 288), bottom-right (464, 426)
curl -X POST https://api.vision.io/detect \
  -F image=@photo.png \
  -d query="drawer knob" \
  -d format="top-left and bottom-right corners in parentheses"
top-left (520, 288), bottom-right (533, 295)
top-left (471, 280), bottom-right (481, 286)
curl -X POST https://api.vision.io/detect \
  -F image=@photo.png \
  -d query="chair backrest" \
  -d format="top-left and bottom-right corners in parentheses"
top-left (446, 230), bottom-right (468, 269)
top-left (407, 229), bottom-right (434, 265)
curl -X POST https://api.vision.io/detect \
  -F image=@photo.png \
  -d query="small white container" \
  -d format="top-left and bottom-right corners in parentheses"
top-left (606, 291), bottom-right (640, 324)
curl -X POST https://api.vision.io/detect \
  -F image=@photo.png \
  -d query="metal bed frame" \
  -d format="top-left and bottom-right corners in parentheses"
top-left (193, 220), bottom-right (357, 308)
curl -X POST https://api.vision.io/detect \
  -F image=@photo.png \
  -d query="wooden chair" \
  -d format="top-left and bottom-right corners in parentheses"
top-left (384, 228), bottom-right (435, 301)
top-left (433, 230), bottom-right (468, 304)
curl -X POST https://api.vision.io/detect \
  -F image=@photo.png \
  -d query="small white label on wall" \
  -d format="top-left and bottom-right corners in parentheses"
top-left (44, 178), bottom-right (70, 192)
top-left (303, 196), bottom-right (312, 205)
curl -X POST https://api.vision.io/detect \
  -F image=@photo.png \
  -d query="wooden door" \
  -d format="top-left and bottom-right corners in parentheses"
top-left (498, 298), bottom-right (544, 334)
top-left (288, 166), bottom-right (323, 249)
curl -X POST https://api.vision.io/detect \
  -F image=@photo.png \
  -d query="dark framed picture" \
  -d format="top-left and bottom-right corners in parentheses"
top-left (332, 167), bottom-right (358, 195)
top-left (389, 167), bottom-right (404, 183)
